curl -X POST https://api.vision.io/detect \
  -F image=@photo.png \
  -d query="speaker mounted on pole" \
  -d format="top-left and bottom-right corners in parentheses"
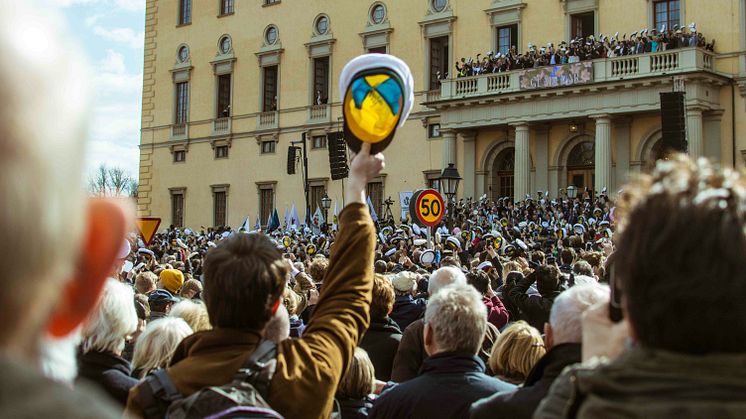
top-left (659, 91), bottom-right (687, 154)
top-left (328, 132), bottom-right (349, 180)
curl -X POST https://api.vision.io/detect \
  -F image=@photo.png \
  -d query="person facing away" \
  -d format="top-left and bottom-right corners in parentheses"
top-left (125, 142), bottom-right (384, 419)
top-left (0, 2), bottom-right (131, 417)
top-left (369, 284), bottom-right (515, 419)
top-left (471, 284), bottom-right (608, 419)
top-left (536, 155), bottom-right (746, 418)
top-left (359, 274), bottom-right (402, 381)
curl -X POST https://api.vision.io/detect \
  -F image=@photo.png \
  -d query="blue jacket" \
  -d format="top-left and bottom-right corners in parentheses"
top-left (369, 353), bottom-right (515, 419)
top-left (389, 295), bottom-right (426, 331)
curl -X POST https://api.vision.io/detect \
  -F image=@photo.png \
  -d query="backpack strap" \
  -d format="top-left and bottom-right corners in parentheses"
top-left (232, 339), bottom-right (278, 399)
top-left (137, 369), bottom-right (182, 419)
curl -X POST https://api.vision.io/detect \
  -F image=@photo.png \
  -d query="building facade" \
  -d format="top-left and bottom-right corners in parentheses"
top-left (138, 0), bottom-right (746, 229)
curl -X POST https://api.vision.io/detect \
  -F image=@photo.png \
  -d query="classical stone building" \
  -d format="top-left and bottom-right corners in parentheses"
top-left (138, 0), bottom-right (746, 229)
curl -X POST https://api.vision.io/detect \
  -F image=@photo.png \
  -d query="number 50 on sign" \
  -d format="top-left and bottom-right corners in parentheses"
top-left (415, 189), bottom-right (445, 227)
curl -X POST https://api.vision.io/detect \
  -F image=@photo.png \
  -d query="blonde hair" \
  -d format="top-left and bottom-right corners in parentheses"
top-left (135, 271), bottom-right (158, 295)
top-left (169, 299), bottom-right (211, 332)
top-left (488, 321), bottom-right (546, 384)
top-left (502, 261), bottom-right (522, 279)
top-left (81, 279), bottom-right (138, 355)
top-left (132, 317), bottom-right (193, 378)
top-left (336, 347), bottom-right (375, 400)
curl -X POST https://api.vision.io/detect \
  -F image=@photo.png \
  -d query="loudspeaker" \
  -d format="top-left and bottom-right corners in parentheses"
top-left (328, 132), bottom-right (349, 180)
top-left (659, 92), bottom-right (687, 153)
top-left (287, 146), bottom-right (297, 175)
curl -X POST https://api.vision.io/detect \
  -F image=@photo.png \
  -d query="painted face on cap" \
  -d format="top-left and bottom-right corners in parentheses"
top-left (343, 70), bottom-right (404, 152)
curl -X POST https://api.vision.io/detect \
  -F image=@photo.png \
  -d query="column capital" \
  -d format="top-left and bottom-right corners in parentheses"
top-left (458, 130), bottom-right (477, 141)
top-left (510, 121), bottom-right (530, 131)
top-left (703, 109), bottom-right (725, 120)
top-left (686, 105), bottom-right (707, 115)
top-left (440, 128), bottom-right (457, 137)
top-left (590, 113), bottom-right (612, 122)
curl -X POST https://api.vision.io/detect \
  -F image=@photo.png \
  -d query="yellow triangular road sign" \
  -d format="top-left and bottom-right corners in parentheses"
top-left (136, 217), bottom-right (161, 246)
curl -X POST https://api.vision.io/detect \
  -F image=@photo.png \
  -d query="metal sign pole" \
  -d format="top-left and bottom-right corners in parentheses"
top-left (427, 226), bottom-right (433, 250)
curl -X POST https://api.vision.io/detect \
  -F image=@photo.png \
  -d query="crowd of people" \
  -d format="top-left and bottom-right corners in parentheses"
top-left (4, 4), bottom-right (746, 419)
top-left (454, 22), bottom-right (714, 78)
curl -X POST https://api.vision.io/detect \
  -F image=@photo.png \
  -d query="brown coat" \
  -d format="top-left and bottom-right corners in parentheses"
top-left (390, 318), bottom-right (500, 382)
top-left (125, 204), bottom-right (375, 419)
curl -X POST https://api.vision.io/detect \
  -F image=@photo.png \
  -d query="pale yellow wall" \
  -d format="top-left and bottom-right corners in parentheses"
top-left (141, 0), bottom-right (745, 228)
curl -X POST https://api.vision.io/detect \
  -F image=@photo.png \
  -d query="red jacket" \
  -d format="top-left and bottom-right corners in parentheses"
top-left (484, 294), bottom-right (510, 330)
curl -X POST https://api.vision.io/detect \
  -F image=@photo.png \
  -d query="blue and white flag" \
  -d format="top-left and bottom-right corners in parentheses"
top-left (367, 196), bottom-right (378, 223)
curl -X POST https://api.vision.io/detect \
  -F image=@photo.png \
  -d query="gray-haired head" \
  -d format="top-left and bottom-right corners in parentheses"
top-left (424, 284), bottom-right (487, 355)
top-left (549, 283), bottom-right (609, 346)
top-left (428, 266), bottom-right (466, 295)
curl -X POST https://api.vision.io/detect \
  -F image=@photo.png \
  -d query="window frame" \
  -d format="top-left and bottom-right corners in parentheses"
top-left (173, 149), bottom-right (186, 163)
top-left (178, 0), bottom-right (192, 25)
top-left (219, 0), bottom-right (234, 16)
top-left (312, 56), bottom-right (330, 105)
top-left (211, 185), bottom-right (229, 228)
top-left (170, 188), bottom-right (186, 228)
top-left (263, 0), bottom-right (281, 6)
top-left (428, 123), bottom-right (442, 138)
top-left (174, 81), bottom-right (189, 125)
top-left (370, 3), bottom-right (386, 25)
top-left (262, 65), bottom-right (279, 112)
top-left (265, 25), bottom-right (279, 46)
top-left (261, 140), bottom-right (276, 154)
top-left (496, 24), bottom-right (518, 55)
top-left (257, 182), bottom-right (277, 228)
top-left (215, 145), bottom-right (229, 159)
top-left (311, 135), bottom-right (327, 149)
top-left (216, 73), bottom-right (232, 118)
top-left (653, 0), bottom-right (681, 31)
top-left (570, 11), bottom-right (595, 39)
top-left (428, 35), bottom-right (449, 91)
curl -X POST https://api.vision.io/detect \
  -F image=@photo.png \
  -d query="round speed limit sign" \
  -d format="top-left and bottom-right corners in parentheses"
top-left (414, 189), bottom-right (445, 227)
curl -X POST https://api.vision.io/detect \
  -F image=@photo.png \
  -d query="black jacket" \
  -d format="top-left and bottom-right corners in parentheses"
top-left (470, 343), bottom-right (581, 419)
top-left (390, 295), bottom-right (426, 332)
top-left (370, 353), bottom-right (515, 419)
top-left (76, 350), bottom-right (138, 407)
top-left (338, 396), bottom-right (374, 419)
top-left (360, 317), bottom-right (402, 381)
top-left (503, 273), bottom-right (559, 330)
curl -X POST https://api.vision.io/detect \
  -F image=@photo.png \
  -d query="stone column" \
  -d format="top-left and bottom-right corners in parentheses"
top-left (593, 114), bottom-right (612, 195)
top-left (534, 125), bottom-right (549, 195)
top-left (460, 131), bottom-right (476, 200)
top-left (703, 110), bottom-right (724, 161)
top-left (512, 122), bottom-right (530, 202)
top-left (441, 129), bottom-right (457, 169)
top-left (687, 107), bottom-right (704, 158)
top-left (614, 117), bottom-right (632, 192)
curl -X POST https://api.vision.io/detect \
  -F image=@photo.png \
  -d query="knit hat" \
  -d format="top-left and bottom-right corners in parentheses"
top-left (159, 269), bottom-right (184, 294)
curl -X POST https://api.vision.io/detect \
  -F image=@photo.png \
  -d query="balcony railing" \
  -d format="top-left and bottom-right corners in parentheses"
top-left (213, 117), bottom-right (231, 134)
top-left (432, 48), bottom-right (716, 103)
top-left (257, 110), bottom-right (278, 130)
top-left (308, 104), bottom-right (330, 123)
top-left (171, 123), bottom-right (187, 138)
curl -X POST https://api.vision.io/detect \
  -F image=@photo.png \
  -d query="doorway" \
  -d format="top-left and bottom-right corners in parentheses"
top-left (566, 141), bottom-right (595, 198)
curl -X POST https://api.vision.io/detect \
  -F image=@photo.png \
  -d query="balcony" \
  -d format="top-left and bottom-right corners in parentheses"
top-left (257, 110), bottom-right (279, 130)
top-left (212, 117), bottom-right (231, 135)
top-left (307, 104), bottom-right (331, 124)
top-left (170, 123), bottom-right (187, 140)
top-left (431, 48), bottom-right (716, 104)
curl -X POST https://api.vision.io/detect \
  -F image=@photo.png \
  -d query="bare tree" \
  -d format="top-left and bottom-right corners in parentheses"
top-left (87, 164), bottom-right (138, 197)
top-left (88, 164), bottom-right (109, 196)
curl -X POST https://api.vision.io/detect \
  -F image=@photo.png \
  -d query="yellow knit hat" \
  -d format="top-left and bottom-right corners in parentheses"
top-left (159, 269), bottom-right (184, 294)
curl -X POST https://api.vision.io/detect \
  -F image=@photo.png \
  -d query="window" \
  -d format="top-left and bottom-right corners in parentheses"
top-left (368, 45), bottom-right (387, 54)
top-left (370, 3), bottom-right (386, 24)
top-left (429, 36), bottom-right (449, 90)
top-left (262, 66), bottom-right (278, 112)
top-left (264, 0), bottom-right (280, 5)
top-left (261, 140), bottom-right (276, 154)
top-left (315, 15), bottom-right (329, 35)
top-left (265, 25), bottom-right (278, 45)
top-left (259, 186), bottom-right (275, 227)
top-left (175, 82), bottom-right (189, 125)
top-left (312, 135), bottom-right (327, 149)
top-left (310, 185), bottom-right (325, 211)
top-left (177, 45), bottom-right (189, 62)
top-left (496, 24), bottom-right (518, 55)
top-left (493, 148), bottom-right (515, 199)
top-left (220, 0), bottom-right (234, 15)
top-left (367, 182), bottom-right (384, 217)
top-left (213, 189), bottom-right (227, 227)
top-left (425, 171), bottom-right (441, 191)
top-left (217, 74), bottom-right (231, 118)
top-left (654, 0), bottom-right (680, 31)
top-left (215, 145), bottom-right (229, 159)
top-left (431, 0), bottom-right (447, 12)
top-left (173, 150), bottom-right (186, 163)
top-left (178, 0), bottom-right (191, 25)
top-left (313, 56), bottom-right (330, 105)
top-left (171, 190), bottom-right (185, 227)
top-left (570, 12), bottom-right (594, 39)
top-left (428, 123), bottom-right (441, 138)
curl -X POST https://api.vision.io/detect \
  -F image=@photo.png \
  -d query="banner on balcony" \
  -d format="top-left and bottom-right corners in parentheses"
top-left (519, 62), bottom-right (593, 90)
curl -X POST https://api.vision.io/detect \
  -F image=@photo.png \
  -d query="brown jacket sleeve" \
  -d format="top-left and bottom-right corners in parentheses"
top-left (269, 203), bottom-right (375, 418)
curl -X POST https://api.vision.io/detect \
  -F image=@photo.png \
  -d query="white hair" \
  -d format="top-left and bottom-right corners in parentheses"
top-left (81, 279), bottom-right (138, 355)
top-left (549, 284), bottom-right (609, 345)
top-left (428, 266), bottom-right (467, 295)
top-left (0, 1), bottom-right (91, 349)
top-left (424, 284), bottom-right (487, 355)
top-left (131, 317), bottom-right (193, 378)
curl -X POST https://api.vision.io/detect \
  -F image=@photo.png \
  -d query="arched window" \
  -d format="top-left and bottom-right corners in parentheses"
top-left (492, 147), bottom-right (515, 199)
top-left (566, 141), bottom-right (595, 198)
top-left (567, 141), bottom-right (595, 168)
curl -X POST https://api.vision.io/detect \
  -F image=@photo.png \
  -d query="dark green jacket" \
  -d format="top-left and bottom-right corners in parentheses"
top-left (535, 346), bottom-right (746, 418)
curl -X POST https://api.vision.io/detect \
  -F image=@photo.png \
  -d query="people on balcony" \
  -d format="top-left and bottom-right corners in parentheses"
top-left (455, 22), bottom-right (714, 78)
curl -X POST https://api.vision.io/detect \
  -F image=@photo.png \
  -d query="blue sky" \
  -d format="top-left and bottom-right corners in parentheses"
top-left (45, 0), bottom-right (145, 178)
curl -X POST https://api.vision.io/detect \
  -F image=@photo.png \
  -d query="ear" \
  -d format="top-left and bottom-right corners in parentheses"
top-left (47, 199), bottom-right (128, 338)
top-left (544, 322), bottom-right (554, 349)
top-left (423, 322), bottom-right (435, 357)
